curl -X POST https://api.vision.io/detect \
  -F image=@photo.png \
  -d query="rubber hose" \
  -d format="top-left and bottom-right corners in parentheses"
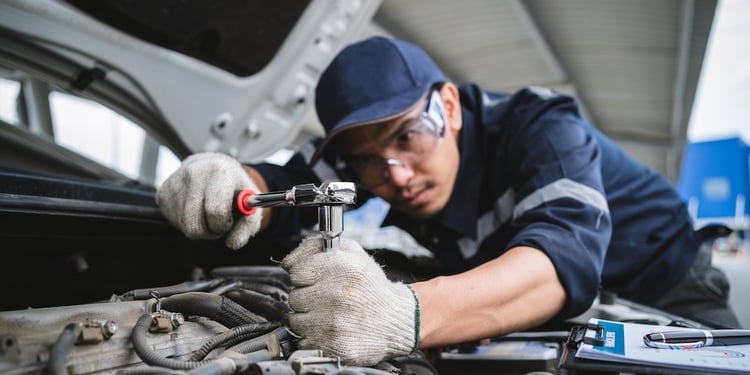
top-left (210, 266), bottom-right (291, 285)
top-left (221, 329), bottom-right (280, 350)
top-left (46, 322), bottom-right (82, 375)
top-left (228, 327), bottom-right (290, 354)
top-left (114, 366), bottom-right (186, 375)
top-left (186, 350), bottom-right (272, 375)
top-left (240, 281), bottom-right (289, 302)
top-left (131, 313), bottom-right (212, 370)
top-left (225, 288), bottom-right (291, 322)
top-left (130, 279), bottom-right (225, 300)
top-left (161, 292), bottom-right (264, 327)
top-left (190, 321), bottom-right (279, 361)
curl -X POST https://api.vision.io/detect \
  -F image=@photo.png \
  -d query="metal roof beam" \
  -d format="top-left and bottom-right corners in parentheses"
top-left (667, 0), bottom-right (695, 181)
top-left (510, 0), bottom-right (595, 122)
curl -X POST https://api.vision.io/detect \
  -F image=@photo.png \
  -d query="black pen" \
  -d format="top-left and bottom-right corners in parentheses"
top-left (643, 329), bottom-right (750, 349)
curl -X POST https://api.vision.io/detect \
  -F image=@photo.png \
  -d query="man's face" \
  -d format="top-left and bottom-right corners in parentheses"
top-left (334, 84), bottom-right (462, 219)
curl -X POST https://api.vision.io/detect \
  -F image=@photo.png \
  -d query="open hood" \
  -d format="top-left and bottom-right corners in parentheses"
top-left (0, 0), bottom-right (379, 162)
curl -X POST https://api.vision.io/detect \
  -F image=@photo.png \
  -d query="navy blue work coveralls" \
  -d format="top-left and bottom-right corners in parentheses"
top-left (252, 84), bottom-right (701, 320)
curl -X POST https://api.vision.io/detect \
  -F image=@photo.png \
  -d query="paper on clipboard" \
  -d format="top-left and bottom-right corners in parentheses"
top-left (575, 318), bottom-right (750, 373)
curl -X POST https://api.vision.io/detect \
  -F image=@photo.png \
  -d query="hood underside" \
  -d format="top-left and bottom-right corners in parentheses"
top-left (0, 0), bottom-right (379, 162)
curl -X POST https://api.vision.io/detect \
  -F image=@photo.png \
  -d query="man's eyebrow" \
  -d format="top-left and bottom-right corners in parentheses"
top-left (340, 102), bottom-right (423, 156)
top-left (343, 118), bottom-right (413, 158)
top-left (380, 115), bottom-right (416, 146)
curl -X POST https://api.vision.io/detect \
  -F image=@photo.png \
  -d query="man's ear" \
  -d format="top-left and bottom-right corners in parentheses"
top-left (440, 82), bottom-right (462, 132)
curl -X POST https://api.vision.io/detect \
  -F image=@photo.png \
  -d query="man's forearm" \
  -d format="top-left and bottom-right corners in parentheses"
top-left (411, 246), bottom-right (566, 348)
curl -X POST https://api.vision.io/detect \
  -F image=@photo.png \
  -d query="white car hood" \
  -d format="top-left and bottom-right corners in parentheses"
top-left (0, 0), bottom-right (379, 162)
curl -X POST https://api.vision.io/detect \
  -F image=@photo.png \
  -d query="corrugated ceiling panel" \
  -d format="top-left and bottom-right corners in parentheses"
top-left (524, 0), bottom-right (716, 179)
top-left (374, 0), bottom-right (565, 90)
top-left (526, 0), bottom-right (683, 139)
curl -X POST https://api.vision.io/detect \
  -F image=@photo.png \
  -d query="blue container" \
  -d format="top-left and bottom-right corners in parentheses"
top-left (677, 136), bottom-right (750, 230)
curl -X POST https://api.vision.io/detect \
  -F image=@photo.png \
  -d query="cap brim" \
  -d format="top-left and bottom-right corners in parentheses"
top-left (309, 85), bottom-right (431, 166)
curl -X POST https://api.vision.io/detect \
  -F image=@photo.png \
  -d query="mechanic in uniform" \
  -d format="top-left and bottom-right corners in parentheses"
top-left (157, 36), bottom-right (741, 366)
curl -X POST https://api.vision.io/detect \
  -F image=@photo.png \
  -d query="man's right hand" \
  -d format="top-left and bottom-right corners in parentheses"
top-left (156, 152), bottom-right (263, 250)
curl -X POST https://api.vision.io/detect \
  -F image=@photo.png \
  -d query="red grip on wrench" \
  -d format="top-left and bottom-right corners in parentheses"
top-left (235, 189), bottom-right (257, 216)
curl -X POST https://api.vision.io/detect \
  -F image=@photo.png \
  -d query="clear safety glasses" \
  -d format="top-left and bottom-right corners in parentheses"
top-left (336, 88), bottom-right (447, 187)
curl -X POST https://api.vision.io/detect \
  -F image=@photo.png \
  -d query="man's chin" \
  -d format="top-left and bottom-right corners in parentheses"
top-left (393, 202), bottom-right (438, 219)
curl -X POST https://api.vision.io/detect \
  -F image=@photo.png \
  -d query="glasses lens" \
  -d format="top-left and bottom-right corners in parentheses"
top-left (424, 89), bottom-right (446, 136)
top-left (338, 90), bottom-right (447, 187)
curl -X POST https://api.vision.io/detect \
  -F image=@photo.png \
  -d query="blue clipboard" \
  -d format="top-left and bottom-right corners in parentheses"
top-left (559, 320), bottom-right (749, 375)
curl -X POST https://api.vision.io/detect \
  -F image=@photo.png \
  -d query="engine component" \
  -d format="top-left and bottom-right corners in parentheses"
top-left (0, 266), bottom-right (437, 375)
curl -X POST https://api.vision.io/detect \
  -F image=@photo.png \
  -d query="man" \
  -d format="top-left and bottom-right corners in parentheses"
top-left (157, 36), bottom-right (740, 366)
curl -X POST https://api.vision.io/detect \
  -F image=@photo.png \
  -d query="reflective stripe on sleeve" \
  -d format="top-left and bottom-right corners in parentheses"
top-left (513, 178), bottom-right (609, 220)
top-left (457, 178), bottom-right (608, 259)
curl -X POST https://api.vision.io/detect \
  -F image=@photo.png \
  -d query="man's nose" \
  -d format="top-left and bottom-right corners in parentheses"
top-left (384, 158), bottom-right (414, 185)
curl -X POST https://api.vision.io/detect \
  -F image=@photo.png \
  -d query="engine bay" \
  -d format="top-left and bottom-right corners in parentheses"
top-left (0, 264), bottom-right (441, 375)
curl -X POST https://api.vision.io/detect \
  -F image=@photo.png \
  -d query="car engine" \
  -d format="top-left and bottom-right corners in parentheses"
top-left (0, 264), bottom-right (441, 375)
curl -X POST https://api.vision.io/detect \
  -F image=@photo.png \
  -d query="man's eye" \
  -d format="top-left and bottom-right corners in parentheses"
top-left (396, 127), bottom-right (419, 148)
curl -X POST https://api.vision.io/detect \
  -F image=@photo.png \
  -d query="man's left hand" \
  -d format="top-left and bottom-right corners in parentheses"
top-left (281, 235), bottom-right (419, 366)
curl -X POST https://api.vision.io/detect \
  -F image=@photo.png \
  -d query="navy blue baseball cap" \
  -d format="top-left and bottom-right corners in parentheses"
top-left (309, 36), bottom-right (446, 165)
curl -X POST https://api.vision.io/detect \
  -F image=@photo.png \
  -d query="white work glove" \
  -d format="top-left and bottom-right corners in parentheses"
top-left (281, 235), bottom-right (420, 366)
top-left (156, 152), bottom-right (262, 250)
